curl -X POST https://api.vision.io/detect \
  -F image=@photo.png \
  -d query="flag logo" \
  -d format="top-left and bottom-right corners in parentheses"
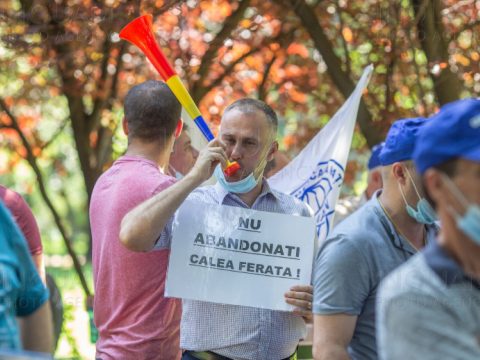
top-left (292, 159), bottom-right (344, 238)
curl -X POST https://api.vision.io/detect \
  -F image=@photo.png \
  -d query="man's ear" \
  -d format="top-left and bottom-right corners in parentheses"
top-left (174, 119), bottom-right (183, 139)
top-left (122, 117), bottom-right (129, 135)
top-left (267, 141), bottom-right (279, 162)
top-left (423, 169), bottom-right (444, 207)
top-left (372, 169), bottom-right (383, 188)
top-left (391, 162), bottom-right (407, 185)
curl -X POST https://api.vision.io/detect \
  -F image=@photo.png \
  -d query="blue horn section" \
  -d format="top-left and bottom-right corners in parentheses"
top-left (193, 115), bottom-right (215, 141)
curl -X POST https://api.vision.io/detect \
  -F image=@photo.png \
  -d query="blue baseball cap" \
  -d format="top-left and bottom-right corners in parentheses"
top-left (367, 142), bottom-right (384, 170)
top-left (414, 98), bottom-right (480, 174)
top-left (379, 117), bottom-right (427, 166)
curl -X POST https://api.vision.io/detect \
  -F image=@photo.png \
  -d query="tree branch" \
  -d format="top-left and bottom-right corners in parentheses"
top-left (258, 55), bottom-right (277, 101)
top-left (39, 118), bottom-right (69, 149)
top-left (88, 35), bottom-right (114, 133)
top-left (335, 0), bottom-right (351, 77)
top-left (448, 19), bottom-right (480, 42)
top-left (413, 0), bottom-right (430, 27)
top-left (283, 0), bottom-right (383, 147)
top-left (193, 47), bottom-right (259, 103)
top-left (411, 0), bottom-right (463, 104)
top-left (0, 98), bottom-right (91, 297)
top-left (151, 0), bottom-right (187, 16)
top-left (191, 0), bottom-right (251, 101)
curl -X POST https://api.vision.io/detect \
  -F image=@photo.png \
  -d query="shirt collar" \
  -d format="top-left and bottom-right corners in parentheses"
top-left (213, 178), bottom-right (279, 205)
top-left (423, 239), bottom-right (480, 290)
top-left (372, 190), bottom-right (437, 255)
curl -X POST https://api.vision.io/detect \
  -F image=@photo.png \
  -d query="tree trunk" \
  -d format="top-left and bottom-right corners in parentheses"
top-left (412, 0), bottom-right (463, 104)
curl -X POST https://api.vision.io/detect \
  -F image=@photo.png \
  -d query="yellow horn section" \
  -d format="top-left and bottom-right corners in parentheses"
top-left (166, 75), bottom-right (201, 120)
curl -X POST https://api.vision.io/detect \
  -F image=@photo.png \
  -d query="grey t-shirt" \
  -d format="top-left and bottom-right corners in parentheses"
top-left (377, 240), bottom-right (480, 360)
top-left (313, 192), bottom-right (437, 360)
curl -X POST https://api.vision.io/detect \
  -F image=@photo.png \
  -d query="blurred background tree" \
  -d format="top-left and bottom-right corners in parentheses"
top-left (0, 0), bottom-right (479, 356)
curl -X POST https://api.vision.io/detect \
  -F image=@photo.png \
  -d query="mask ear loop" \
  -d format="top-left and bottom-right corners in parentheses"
top-left (440, 172), bottom-right (470, 208)
top-left (169, 163), bottom-right (177, 175)
top-left (440, 172), bottom-right (472, 225)
top-left (397, 174), bottom-right (414, 210)
top-left (405, 167), bottom-right (422, 202)
top-left (250, 138), bottom-right (276, 180)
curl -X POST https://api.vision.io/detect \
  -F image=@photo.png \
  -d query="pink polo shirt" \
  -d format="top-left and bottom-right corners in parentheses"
top-left (0, 185), bottom-right (42, 255)
top-left (90, 155), bottom-right (181, 360)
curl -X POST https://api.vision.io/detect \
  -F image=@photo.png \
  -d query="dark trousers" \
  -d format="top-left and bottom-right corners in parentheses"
top-left (181, 351), bottom-right (232, 360)
top-left (181, 352), bottom-right (199, 360)
top-left (181, 350), bottom-right (296, 360)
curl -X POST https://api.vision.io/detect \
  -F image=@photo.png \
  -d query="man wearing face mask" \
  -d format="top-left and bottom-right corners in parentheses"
top-left (377, 98), bottom-right (480, 359)
top-left (312, 117), bottom-right (438, 360)
top-left (120, 98), bottom-right (314, 360)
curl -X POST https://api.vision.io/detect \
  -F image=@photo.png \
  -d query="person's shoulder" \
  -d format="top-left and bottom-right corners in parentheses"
top-left (0, 185), bottom-right (25, 214)
top-left (317, 230), bottom-right (369, 267)
top-left (188, 184), bottom-right (218, 203)
top-left (379, 253), bottom-right (439, 305)
top-left (331, 199), bottom-right (382, 241)
top-left (94, 157), bottom-right (175, 197)
top-left (269, 188), bottom-right (314, 217)
top-left (0, 201), bottom-right (29, 253)
top-left (317, 201), bottom-right (382, 263)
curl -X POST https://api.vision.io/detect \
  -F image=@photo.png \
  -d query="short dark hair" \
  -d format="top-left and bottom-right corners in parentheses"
top-left (223, 98), bottom-right (278, 132)
top-left (124, 80), bottom-right (181, 142)
top-left (423, 158), bottom-right (459, 209)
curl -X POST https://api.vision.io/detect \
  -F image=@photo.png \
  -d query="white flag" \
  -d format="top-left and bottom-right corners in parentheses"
top-left (269, 65), bottom-right (374, 243)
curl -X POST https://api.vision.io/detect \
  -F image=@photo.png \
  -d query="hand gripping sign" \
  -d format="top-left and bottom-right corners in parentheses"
top-left (165, 200), bottom-right (316, 311)
top-left (119, 14), bottom-right (240, 176)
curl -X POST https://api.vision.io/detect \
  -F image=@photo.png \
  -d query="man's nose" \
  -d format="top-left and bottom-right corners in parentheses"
top-left (230, 143), bottom-right (243, 161)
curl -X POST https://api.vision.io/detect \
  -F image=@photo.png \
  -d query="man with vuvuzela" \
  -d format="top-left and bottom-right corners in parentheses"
top-left (121, 98), bottom-right (314, 360)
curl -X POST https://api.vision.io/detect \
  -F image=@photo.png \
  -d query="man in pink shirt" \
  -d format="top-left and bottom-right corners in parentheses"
top-left (90, 80), bottom-right (184, 360)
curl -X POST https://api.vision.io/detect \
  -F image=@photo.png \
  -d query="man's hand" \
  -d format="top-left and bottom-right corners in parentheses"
top-left (188, 139), bottom-right (227, 184)
top-left (120, 140), bottom-right (227, 252)
top-left (285, 285), bottom-right (313, 323)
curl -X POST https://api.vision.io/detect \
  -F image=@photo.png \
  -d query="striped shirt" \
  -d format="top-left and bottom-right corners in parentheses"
top-left (157, 180), bottom-right (312, 360)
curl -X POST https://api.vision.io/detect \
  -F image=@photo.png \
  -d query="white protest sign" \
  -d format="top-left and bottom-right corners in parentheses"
top-left (165, 200), bottom-right (316, 311)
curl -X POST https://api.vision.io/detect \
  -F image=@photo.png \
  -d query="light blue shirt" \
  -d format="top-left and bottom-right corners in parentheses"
top-left (157, 180), bottom-right (313, 360)
top-left (313, 191), bottom-right (437, 360)
top-left (0, 202), bottom-right (49, 350)
top-left (377, 240), bottom-right (480, 360)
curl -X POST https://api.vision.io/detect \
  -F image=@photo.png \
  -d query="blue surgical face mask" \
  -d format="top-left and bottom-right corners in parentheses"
top-left (169, 165), bottom-right (184, 180)
top-left (214, 165), bottom-right (259, 194)
top-left (398, 168), bottom-right (438, 225)
top-left (175, 171), bottom-right (184, 180)
top-left (442, 174), bottom-right (480, 245)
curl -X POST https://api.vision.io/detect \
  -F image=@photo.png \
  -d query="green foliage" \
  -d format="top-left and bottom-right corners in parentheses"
top-left (60, 302), bottom-right (82, 359)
